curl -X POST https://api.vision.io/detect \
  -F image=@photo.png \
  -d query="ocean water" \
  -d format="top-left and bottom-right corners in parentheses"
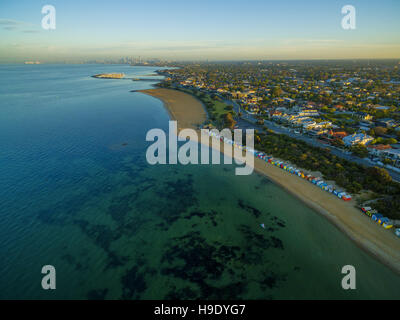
top-left (0, 64), bottom-right (399, 300)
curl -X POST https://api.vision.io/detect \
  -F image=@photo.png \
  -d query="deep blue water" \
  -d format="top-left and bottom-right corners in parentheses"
top-left (0, 64), bottom-right (399, 300)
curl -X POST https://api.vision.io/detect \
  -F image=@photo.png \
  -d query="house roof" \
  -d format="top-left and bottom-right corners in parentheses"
top-left (367, 144), bottom-right (392, 150)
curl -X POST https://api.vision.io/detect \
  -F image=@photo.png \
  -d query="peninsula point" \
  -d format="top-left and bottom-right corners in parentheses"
top-left (92, 73), bottom-right (124, 79)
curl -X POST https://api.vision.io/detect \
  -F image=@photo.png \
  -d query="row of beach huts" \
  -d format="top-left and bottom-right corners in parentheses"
top-left (263, 158), bottom-right (353, 201)
top-left (207, 130), bottom-right (400, 238)
top-left (360, 206), bottom-right (399, 234)
top-left (208, 131), bottom-right (352, 201)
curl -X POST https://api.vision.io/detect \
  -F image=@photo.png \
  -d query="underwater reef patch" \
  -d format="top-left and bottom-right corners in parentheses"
top-left (121, 265), bottom-right (148, 299)
top-left (237, 199), bottom-right (264, 218)
top-left (161, 232), bottom-right (243, 297)
top-left (152, 175), bottom-right (198, 225)
top-left (73, 219), bottom-right (129, 269)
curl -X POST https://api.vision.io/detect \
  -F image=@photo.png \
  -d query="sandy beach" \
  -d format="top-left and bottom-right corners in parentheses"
top-left (140, 88), bottom-right (400, 275)
top-left (138, 88), bottom-right (207, 129)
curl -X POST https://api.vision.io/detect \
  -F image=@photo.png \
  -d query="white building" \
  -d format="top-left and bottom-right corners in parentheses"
top-left (298, 109), bottom-right (319, 117)
top-left (342, 133), bottom-right (374, 146)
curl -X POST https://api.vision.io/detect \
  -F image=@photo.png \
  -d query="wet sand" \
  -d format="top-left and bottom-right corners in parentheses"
top-left (139, 88), bottom-right (400, 275)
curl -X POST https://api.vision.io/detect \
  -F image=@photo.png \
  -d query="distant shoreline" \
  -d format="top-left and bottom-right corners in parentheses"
top-left (139, 88), bottom-right (400, 275)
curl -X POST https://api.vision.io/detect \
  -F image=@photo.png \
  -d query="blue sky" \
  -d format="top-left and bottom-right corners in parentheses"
top-left (0, 0), bottom-right (399, 62)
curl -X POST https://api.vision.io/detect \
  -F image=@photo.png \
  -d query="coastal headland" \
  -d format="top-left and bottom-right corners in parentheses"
top-left (92, 73), bottom-right (125, 79)
top-left (139, 88), bottom-right (400, 275)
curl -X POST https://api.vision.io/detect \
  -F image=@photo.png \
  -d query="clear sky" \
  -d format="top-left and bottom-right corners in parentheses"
top-left (0, 0), bottom-right (399, 62)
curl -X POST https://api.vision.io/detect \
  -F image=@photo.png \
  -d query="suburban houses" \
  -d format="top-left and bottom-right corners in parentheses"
top-left (157, 61), bottom-right (400, 169)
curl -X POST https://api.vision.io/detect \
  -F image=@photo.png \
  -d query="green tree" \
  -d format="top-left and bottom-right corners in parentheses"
top-left (386, 138), bottom-right (397, 145)
top-left (367, 167), bottom-right (392, 184)
top-left (350, 145), bottom-right (369, 158)
top-left (224, 113), bottom-right (236, 130)
top-left (331, 138), bottom-right (344, 147)
top-left (374, 126), bottom-right (388, 136)
top-left (271, 86), bottom-right (283, 98)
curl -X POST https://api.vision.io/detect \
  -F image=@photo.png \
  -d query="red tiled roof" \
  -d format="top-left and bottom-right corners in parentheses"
top-left (367, 144), bottom-right (392, 150)
top-left (329, 130), bottom-right (347, 138)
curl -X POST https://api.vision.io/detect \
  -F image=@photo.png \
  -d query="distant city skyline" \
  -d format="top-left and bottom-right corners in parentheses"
top-left (1, 0), bottom-right (400, 63)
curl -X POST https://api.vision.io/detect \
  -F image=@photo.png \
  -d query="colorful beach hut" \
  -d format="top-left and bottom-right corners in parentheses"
top-left (372, 213), bottom-right (383, 222)
top-left (342, 194), bottom-right (352, 201)
top-left (313, 178), bottom-right (321, 185)
top-left (383, 222), bottom-right (393, 229)
top-left (378, 217), bottom-right (390, 225)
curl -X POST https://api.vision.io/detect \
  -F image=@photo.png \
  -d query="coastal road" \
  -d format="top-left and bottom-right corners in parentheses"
top-left (223, 98), bottom-right (400, 182)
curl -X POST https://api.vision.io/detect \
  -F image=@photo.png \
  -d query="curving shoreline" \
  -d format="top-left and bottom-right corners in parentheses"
top-left (139, 88), bottom-right (400, 275)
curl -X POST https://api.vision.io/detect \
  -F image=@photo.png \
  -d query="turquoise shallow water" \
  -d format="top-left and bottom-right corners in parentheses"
top-left (0, 64), bottom-right (399, 299)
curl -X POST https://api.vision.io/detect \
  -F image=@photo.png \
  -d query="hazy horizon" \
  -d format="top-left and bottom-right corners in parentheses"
top-left (1, 0), bottom-right (400, 63)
